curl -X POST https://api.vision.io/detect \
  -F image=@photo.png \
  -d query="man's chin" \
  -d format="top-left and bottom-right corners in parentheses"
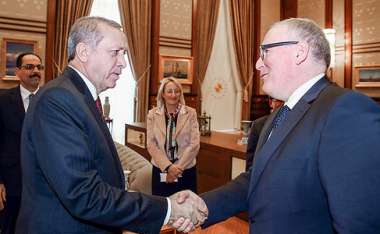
top-left (107, 81), bottom-right (118, 90)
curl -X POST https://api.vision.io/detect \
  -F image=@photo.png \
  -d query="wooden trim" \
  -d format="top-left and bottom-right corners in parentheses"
top-left (45, 0), bottom-right (56, 82)
top-left (253, 0), bottom-right (261, 95)
top-left (158, 43), bottom-right (192, 49)
top-left (160, 36), bottom-right (191, 42)
top-left (325, 0), bottom-right (333, 28)
top-left (0, 18), bottom-right (46, 29)
top-left (149, 0), bottom-right (160, 96)
top-left (159, 39), bottom-right (191, 45)
top-left (0, 16), bottom-right (46, 24)
top-left (159, 37), bottom-right (192, 46)
top-left (344, 0), bottom-right (352, 89)
top-left (0, 26), bottom-right (46, 34)
top-left (353, 42), bottom-right (380, 47)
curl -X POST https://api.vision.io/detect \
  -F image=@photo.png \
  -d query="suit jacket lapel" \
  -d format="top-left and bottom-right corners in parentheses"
top-left (10, 86), bottom-right (26, 120)
top-left (248, 77), bottom-right (330, 198)
top-left (65, 67), bottom-right (125, 188)
top-left (174, 106), bottom-right (189, 138)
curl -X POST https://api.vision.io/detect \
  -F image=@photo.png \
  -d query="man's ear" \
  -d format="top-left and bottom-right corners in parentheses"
top-left (295, 41), bottom-right (309, 65)
top-left (15, 67), bottom-right (22, 77)
top-left (75, 42), bottom-right (90, 62)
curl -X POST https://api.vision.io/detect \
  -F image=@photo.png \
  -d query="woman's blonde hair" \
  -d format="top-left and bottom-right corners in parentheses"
top-left (156, 77), bottom-right (185, 109)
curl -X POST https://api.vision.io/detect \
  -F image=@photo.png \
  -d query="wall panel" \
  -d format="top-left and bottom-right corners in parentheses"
top-left (352, 0), bottom-right (380, 97)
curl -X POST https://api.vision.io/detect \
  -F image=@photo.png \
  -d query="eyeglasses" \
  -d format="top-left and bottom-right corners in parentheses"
top-left (20, 64), bottom-right (45, 71)
top-left (259, 41), bottom-right (299, 61)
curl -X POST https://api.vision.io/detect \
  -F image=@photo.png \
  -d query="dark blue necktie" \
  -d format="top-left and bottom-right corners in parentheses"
top-left (271, 105), bottom-right (290, 130)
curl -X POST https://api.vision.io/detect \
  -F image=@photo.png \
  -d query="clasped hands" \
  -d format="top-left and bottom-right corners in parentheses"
top-left (166, 164), bottom-right (183, 183)
top-left (168, 190), bottom-right (208, 233)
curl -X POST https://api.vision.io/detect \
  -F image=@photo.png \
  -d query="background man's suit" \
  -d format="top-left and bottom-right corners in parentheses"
top-left (201, 77), bottom-right (380, 234)
top-left (0, 86), bottom-right (25, 233)
top-left (16, 67), bottom-right (167, 234)
top-left (245, 116), bottom-right (268, 171)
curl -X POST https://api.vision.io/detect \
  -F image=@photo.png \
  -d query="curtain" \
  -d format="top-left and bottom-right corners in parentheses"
top-left (118, 0), bottom-right (152, 122)
top-left (229, 0), bottom-right (255, 120)
top-left (194, 0), bottom-right (221, 100)
top-left (52, 0), bottom-right (93, 78)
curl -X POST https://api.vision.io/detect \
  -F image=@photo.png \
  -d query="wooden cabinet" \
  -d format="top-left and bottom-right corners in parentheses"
top-left (197, 132), bottom-right (246, 193)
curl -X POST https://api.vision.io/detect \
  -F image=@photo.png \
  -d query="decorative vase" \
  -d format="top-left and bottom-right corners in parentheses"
top-left (103, 96), bottom-right (111, 120)
top-left (239, 120), bottom-right (252, 144)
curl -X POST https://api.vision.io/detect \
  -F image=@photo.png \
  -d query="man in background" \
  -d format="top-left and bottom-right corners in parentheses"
top-left (246, 98), bottom-right (282, 171)
top-left (0, 52), bottom-right (42, 234)
top-left (174, 18), bottom-right (380, 233)
top-left (16, 16), bottom-right (206, 234)
top-left (245, 115), bottom-right (267, 171)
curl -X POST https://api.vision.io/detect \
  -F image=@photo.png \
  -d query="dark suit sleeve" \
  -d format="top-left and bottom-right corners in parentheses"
top-left (319, 92), bottom-right (380, 233)
top-left (32, 88), bottom-right (167, 233)
top-left (201, 171), bottom-right (250, 227)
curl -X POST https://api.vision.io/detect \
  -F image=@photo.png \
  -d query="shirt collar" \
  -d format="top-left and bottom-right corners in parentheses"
top-left (69, 65), bottom-right (98, 101)
top-left (285, 73), bottom-right (325, 109)
top-left (20, 84), bottom-right (39, 101)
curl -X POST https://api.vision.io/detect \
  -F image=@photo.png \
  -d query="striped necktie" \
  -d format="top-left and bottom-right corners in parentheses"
top-left (271, 105), bottom-right (290, 130)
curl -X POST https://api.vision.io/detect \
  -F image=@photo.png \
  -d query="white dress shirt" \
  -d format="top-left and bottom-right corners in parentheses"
top-left (20, 85), bottom-right (39, 112)
top-left (285, 73), bottom-right (325, 109)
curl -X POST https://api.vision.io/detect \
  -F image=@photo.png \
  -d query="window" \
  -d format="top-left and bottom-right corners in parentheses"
top-left (90, 0), bottom-right (136, 144)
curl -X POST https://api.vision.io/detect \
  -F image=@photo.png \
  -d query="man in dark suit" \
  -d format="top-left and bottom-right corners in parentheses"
top-left (245, 98), bottom-right (283, 171)
top-left (0, 52), bottom-right (42, 234)
top-left (173, 18), bottom-right (380, 233)
top-left (15, 16), bottom-right (207, 234)
top-left (245, 115), bottom-right (268, 171)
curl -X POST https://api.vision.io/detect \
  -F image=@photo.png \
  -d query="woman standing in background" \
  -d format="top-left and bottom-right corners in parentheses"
top-left (147, 77), bottom-right (200, 196)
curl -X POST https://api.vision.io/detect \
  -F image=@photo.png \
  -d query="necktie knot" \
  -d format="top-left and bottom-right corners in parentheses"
top-left (29, 93), bottom-right (35, 100)
top-left (271, 105), bottom-right (290, 129)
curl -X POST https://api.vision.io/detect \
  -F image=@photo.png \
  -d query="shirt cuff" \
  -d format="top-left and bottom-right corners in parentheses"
top-left (163, 197), bottom-right (171, 225)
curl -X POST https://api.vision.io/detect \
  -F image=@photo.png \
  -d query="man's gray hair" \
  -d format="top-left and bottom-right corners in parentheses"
top-left (273, 18), bottom-right (331, 68)
top-left (67, 16), bottom-right (122, 62)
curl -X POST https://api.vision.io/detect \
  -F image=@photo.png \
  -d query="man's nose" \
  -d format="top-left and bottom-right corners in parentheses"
top-left (255, 57), bottom-right (264, 71)
top-left (118, 53), bottom-right (127, 68)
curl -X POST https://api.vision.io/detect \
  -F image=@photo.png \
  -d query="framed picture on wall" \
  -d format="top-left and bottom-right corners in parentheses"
top-left (354, 65), bottom-right (380, 88)
top-left (158, 55), bottom-right (193, 84)
top-left (1, 38), bottom-right (38, 80)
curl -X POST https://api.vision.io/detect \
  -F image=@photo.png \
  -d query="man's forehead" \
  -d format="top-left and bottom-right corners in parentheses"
top-left (263, 25), bottom-right (290, 43)
top-left (22, 55), bottom-right (41, 63)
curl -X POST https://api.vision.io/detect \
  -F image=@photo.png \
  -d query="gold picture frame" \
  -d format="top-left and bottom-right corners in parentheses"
top-left (354, 65), bottom-right (380, 88)
top-left (158, 55), bottom-right (193, 84)
top-left (1, 38), bottom-right (38, 81)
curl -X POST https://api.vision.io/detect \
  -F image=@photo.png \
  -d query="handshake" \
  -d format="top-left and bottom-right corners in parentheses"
top-left (168, 190), bottom-right (208, 233)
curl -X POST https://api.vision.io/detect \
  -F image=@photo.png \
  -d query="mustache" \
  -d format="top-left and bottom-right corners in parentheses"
top-left (29, 73), bottom-right (41, 79)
